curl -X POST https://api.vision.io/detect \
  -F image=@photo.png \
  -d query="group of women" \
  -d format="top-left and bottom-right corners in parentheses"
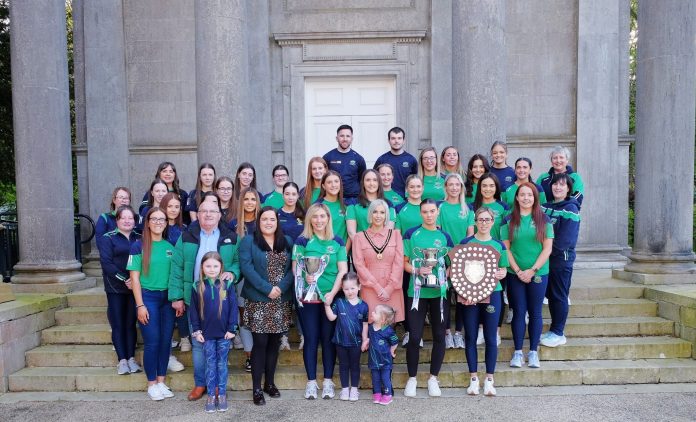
top-left (95, 141), bottom-right (582, 402)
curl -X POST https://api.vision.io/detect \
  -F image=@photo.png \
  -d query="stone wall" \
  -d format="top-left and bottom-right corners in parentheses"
top-left (645, 286), bottom-right (696, 358)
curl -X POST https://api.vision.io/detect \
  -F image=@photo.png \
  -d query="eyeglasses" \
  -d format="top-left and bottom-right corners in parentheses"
top-left (422, 156), bottom-right (437, 161)
top-left (149, 217), bottom-right (167, 224)
top-left (198, 210), bottom-right (220, 215)
top-left (476, 218), bottom-right (493, 224)
top-left (274, 174), bottom-right (288, 178)
top-left (115, 196), bottom-right (130, 200)
top-left (217, 187), bottom-right (233, 192)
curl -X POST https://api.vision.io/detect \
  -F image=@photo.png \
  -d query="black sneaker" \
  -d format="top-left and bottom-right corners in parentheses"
top-left (245, 357), bottom-right (252, 372)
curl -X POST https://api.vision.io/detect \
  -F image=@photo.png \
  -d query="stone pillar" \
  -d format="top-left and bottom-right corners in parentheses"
top-left (195, 0), bottom-right (249, 174)
top-left (10, 1), bottom-right (86, 292)
top-left (618, 0), bottom-right (696, 284)
top-left (430, 0), bottom-right (453, 152)
top-left (452, 0), bottom-right (506, 158)
top-left (575, 0), bottom-right (626, 266)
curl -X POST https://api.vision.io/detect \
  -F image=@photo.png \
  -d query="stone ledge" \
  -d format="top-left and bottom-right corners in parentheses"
top-left (614, 268), bottom-right (696, 285)
top-left (644, 284), bottom-right (696, 358)
top-left (11, 278), bottom-right (96, 294)
top-left (0, 295), bottom-right (66, 323)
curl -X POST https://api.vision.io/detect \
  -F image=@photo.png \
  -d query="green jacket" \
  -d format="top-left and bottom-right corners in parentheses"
top-left (168, 224), bottom-right (241, 305)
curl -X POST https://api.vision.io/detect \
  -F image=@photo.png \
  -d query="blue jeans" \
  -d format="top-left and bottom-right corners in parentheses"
top-left (188, 316), bottom-right (206, 387)
top-left (138, 289), bottom-right (175, 381)
top-left (297, 302), bottom-right (336, 380)
top-left (507, 273), bottom-right (548, 351)
top-left (204, 338), bottom-right (231, 397)
top-left (371, 368), bottom-right (393, 395)
top-left (547, 254), bottom-right (575, 336)
top-left (462, 291), bottom-right (502, 374)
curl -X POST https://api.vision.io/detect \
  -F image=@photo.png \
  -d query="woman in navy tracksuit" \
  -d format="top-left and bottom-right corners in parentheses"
top-left (540, 173), bottom-right (580, 348)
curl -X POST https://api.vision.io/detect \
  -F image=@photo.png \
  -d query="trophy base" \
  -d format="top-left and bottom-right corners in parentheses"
top-left (300, 300), bottom-right (324, 304)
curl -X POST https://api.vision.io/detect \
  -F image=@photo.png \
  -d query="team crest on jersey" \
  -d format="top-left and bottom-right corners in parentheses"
top-left (433, 239), bottom-right (442, 248)
top-left (378, 339), bottom-right (385, 346)
top-left (402, 162), bottom-right (409, 168)
top-left (296, 218), bottom-right (303, 225)
top-left (166, 250), bottom-right (173, 257)
top-left (349, 160), bottom-right (356, 166)
top-left (505, 176), bottom-right (512, 182)
top-left (458, 210), bottom-right (467, 219)
top-left (326, 245), bottom-right (335, 254)
top-left (533, 276), bottom-right (542, 284)
top-left (434, 182), bottom-right (442, 189)
top-left (339, 210), bottom-right (345, 217)
top-left (486, 305), bottom-right (496, 314)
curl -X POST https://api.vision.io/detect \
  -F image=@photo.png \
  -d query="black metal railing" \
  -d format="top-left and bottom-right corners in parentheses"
top-left (0, 212), bottom-right (95, 283)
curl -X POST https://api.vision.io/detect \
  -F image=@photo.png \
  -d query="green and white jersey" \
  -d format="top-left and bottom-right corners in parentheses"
top-left (459, 235), bottom-right (509, 291)
top-left (292, 234), bottom-right (348, 297)
top-left (500, 214), bottom-right (554, 276)
top-left (422, 175), bottom-right (446, 201)
top-left (465, 183), bottom-right (478, 204)
top-left (395, 202), bottom-right (423, 233)
top-left (471, 200), bottom-right (510, 241)
top-left (346, 201), bottom-right (397, 233)
top-left (502, 183), bottom-right (547, 208)
top-left (384, 190), bottom-right (405, 208)
top-left (262, 191), bottom-right (284, 209)
top-left (127, 239), bottom-right (174, 291)
top-left (318, 198), bottom-right (348, 242)
top-left (403, 226), bottom-right (454, 299)
top-left (437, 201), bottom-right (474, 244)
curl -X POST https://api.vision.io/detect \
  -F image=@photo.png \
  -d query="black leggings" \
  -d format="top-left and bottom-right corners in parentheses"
top-left (106, 292), bottom-right (137, 361)
top-left (336, 345), bottom-right (361, 388)
top-left (250, 332), bottom-right (281, 390)
top-left (405, 296), bottom-right (445, 377)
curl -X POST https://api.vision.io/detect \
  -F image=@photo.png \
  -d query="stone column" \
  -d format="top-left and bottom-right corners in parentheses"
top-left (195, 0), bottom-right (249, 174)
top-left (452, 0), bottom-right (506, 158)
top-left (10, 0), bottom-right (86, 292)
top-left (430, 0), bottom-right (453, 152)
top-left (575, 0), bottom-right (626, 266)
top-left (619, 0), bottom-right (696, 283)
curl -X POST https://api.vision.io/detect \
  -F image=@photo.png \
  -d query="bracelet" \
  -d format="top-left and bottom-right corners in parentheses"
top-left (136, 304), bottom-right (145, 309)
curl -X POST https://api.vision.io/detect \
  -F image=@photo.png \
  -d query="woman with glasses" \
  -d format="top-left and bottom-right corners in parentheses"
top-left (96, 187), bottom-right (132, 248)
top-left (127, 207), bottom-right (177, 400)
top-left (215, 176), bottom-right (235, 222)
top-left (418, 147), bottom-right (445, 201)
top-left (262, 165), bottom-right (290, 209)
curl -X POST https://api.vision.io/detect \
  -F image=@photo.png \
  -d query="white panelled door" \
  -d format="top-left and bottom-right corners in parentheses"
top-left (305, 78), bottom-right (396, 169)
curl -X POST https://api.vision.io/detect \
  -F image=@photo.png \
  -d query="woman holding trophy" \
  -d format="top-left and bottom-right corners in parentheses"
top-left (402, 199), bottom-right (454, 398)
top-left (292, 203), bottom-right (348, 400)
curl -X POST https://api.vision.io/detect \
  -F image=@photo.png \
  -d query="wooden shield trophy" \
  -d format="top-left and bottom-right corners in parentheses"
top-left (448, 244), bottom-right (500, 303)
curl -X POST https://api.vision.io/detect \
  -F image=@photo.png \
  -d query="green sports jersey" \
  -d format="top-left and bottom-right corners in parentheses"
top-left (346, 202), bottom-right (397, 232)
top-left (502, 183), bottom-right (547, 207)
top-left (422, 175), bottom-right (446, 201)
top-left (395, 202), bottom-right (423, 233)
top-left (403, 226), bottom-right (453, 299)
top-left (437, 201), bottom-right (474, 244)
top-left (459, 236), bottom-right (509, 291)
top-left (127, 239), bottom-right (174, 291)
top-left (262, 191), bottom-right (284, 209)
top-left (384, 190), bottom-right (405, 208)
top-left (472, 200), bottom-right (509, 240)
top-left (321, 199), bottom-right (348, 242)
top-left (500, 214), bottom-right (554, 275)
top-left (465, 183), bottom-right (478, 204)
top-left (292, 235), bottom-right (348, 297)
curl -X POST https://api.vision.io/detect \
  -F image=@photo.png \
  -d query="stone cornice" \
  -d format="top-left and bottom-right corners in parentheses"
top-left (273, 30), bottom-right (426, 46)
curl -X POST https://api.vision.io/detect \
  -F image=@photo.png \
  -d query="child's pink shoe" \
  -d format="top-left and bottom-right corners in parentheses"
top-left (372, 393), bottom-right (382, 404)
top-left (379, 394), bottom-right (393, 405)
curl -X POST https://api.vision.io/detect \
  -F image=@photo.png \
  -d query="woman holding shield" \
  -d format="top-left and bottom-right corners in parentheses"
top-left (292, 203), bottom-right (348, 400)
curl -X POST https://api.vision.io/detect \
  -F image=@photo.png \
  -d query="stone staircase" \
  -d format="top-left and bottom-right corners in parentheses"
top-left (8, 270), bottom-right (696, 392)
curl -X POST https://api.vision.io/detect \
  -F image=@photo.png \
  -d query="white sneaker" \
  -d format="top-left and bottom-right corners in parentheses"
top-left (322, 379), bottom-right (335, 399)
top-left (503, 291), bottom-right (509, 305)
top-left (506, 309), bottom-right (513, 324)
top-left (427, 376), bottom-right (441, 397)
top-left (179, 337), bottom-right (191, 352)
top-left (543, 297), bottom-right (548, 305)
top-left (232, 335), bottom-right (244, 350)
top-left (279, 334), bottom-right (291, 351)
top-left (453, 332), bottom-right (465, 349)
top-left (157, 382), bottom-right (174, 398)
top-left (167, 355), bottom-right (184, 372)
top-left (467, 377), bottom-right (479, 395)
top-left (483, 377), bottom-right (497, 396)
top-left (304, 380), bottom-right (318, 399)
top-left (497, 333), bottom-right (501, 346)
top-left (540, 332), bottom-right (567, 348)
top-left (349, 386), bottom-right (359, 402)
top-left (127, 357), bottom-right (142, 373)
top-left (147, 384), bottom-right (164, 401)
top-left (404, 377), bottom-right (417, 397)
top-left (117, 359), bottom-right (129, 375)
top-left (402, 332), bottom-right (410, 347)
top-left (299, 335), bottom-right (305, 350)
top-left (510, 350), bottom-right (524, 368)
top-left (339, 387), bottom-right (350, 401)
top-left (476, 327), bottom-right (484, 345)
top-left (445, 332), bottom-right (454, 349)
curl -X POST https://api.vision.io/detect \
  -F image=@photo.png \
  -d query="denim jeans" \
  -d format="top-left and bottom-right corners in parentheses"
top-left (204, 338), bottom-right (231, 397)
top-left (138, 289), bottom-right (175, 381)
top-left (188, 317), bottom-right (206, 387)
top-left (371, 368), bottom-right (393, 395)
top-left (507, 273), bottom-right (549, 351)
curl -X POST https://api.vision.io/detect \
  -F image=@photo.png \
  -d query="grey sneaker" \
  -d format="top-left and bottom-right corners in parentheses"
top-left (304, 380), bottom-right (318, 399)
top-left (127, 357), bottom-right (142, 373)
top-left (510, 350), bottom-right (524, 368)
top-left (117, 359), bottom-right (129, 375)
top-left (322, 379), bottom-right (335, 399)
top-left (453, 332), bottom-right (465, 349)
top-left (445, 332), bottom-right (454, 349)
top-left (204, 396), bottom-right (216, 413)
top-left (527, 350), bottom-right (541, 368)
top-left (349, 387), bottom-right (359, 402)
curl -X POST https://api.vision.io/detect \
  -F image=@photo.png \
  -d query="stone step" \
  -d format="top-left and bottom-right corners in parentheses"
top-left (41, 315), bottom-right (674, 346)
top-left (10, 358), bottom-right (696, 392)
top-left (25, 336), bottom-right (693, 368)
top-left (66, 287), bottom-right (106, 308)
top-left (53, 298), bottom-right (659, 326)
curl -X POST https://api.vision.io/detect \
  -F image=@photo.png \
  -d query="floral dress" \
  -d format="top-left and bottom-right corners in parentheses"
top-left (243, 250), bottom-right (292, 333)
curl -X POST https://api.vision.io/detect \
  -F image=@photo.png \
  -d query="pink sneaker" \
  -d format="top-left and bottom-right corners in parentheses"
top-left (380, 394), bottom-right (393, 405)
top-left (372, 393), bottom-right (382, 404)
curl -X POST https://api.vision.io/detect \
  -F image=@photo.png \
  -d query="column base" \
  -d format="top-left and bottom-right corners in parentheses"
top-left (574, 244), bottom-right (629, 269)
top-left (0, 282), bottom-right (15, 304)
top-left (617, 251), bottom-right (696, 284)
top-left (11, 260), bottom-right (93, 293)
top-left (81, 258), bottom-right (103, 278)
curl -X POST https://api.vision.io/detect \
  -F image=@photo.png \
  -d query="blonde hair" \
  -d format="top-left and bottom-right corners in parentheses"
top-left (196, 251), bottom-right (225, 321)
top-left (442, 173), bottom-right (469, 218)
top-left (301, 203), bottom-right (334, 240)
top-left (418, 147), bottom-right (440, 178)
top-left (374, 304), bottom-right (396, 326)
top-left (235, 187), bottom-right (261, 237)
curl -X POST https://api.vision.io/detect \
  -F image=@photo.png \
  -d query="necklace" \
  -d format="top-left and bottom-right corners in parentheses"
top-left (364, 229), bottom-right (392, 260)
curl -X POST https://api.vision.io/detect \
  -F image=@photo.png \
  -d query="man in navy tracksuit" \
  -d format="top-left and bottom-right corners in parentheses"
top-left (323, 124), bottom-right (366, 200)
top-left (373, 126), bottom-right (418, 198)
top-left (540, 173), bottom-right (581, 348)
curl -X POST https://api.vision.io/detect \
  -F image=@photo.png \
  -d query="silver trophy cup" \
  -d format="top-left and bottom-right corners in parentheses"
top-left (297, 255), bottom-right (328, 302)
top-left (413, 247), bottom-right (448, 287)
